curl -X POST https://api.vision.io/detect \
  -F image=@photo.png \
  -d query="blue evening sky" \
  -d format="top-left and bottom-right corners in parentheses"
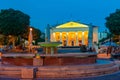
top-left (0, 0), bottom-right (120, 32)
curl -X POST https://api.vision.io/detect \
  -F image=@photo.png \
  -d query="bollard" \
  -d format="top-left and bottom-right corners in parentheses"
top-left (33, 54), bottom-right (43, 66)
top-left (21, 67), bottom-right (37, 79)
top-left (0, 52), bottom-right (2, 65)
top-left (35, 53), bottom-right (40, 59)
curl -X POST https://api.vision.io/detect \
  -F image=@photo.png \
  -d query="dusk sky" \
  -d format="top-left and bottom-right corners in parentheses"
top-left (0, 0), bottom-right (120, 32)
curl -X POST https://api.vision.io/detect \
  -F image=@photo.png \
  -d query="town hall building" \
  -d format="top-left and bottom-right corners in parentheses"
top-left (45, 21), bottom-right (98, 47)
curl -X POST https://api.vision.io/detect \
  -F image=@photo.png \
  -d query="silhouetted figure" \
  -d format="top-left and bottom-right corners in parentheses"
top-left (107, 46), bottom-right (112, 56)
top-left (63, 40), bottom-right (66, 46)
top-left (79, 40), bottom-right (82, 46)
top-left (89, 47), bottom-right (93, 52)
top-left (72, 41), bottom-right (74, 46)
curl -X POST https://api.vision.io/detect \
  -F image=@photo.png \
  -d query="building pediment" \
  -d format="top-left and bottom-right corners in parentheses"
top-left (56, 21), bottom-right (88, 28)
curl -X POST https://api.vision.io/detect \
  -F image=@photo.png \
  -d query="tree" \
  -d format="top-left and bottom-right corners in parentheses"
top-left (105, 9), bottom-right (120, 43)
top-left (0, 8), bottom-right (30, 46)
top-left (105, 9), bottom-right (120, 35)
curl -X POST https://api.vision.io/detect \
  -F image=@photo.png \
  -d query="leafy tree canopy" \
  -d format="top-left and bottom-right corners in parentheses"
top-left (105, 9), bottom-right (120, 35)
top-left (0, 8), bottom-right (30, 36)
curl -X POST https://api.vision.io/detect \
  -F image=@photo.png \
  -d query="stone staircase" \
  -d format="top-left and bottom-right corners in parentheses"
top-left (0, 66), bottom-right (22, 78)
top-left (0, 60), bottom-right (119, 79)
top-left (36, 61), bottom-right (119, 78)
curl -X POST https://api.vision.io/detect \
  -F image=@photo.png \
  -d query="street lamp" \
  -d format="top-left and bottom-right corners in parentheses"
top-left (30, 28), bottom-right (32, 31)
top-left (28, 27), bottom-right (33, 52)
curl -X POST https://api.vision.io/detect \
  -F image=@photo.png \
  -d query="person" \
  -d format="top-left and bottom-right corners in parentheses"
top-left (79, 40), bottom-right (82, 46)
top-left (89, 47), bottom-right (93, 52)
top-left (72, 41), bottom-right (74, 46)
top-left (107, 46), bottom-right (112, 56)
top-left (64, 40), bottom-right (66, 46)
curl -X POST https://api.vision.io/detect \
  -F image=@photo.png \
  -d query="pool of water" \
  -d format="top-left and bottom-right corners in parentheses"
top-left (96, 59), bottom-right (111, 64)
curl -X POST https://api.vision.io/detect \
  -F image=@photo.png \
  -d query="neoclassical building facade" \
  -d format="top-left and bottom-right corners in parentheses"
top-left (45, 21), bottom-right (98, 47)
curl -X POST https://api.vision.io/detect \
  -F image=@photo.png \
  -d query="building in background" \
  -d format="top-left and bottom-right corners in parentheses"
top-left (45, 21), bottom-right (98, 47)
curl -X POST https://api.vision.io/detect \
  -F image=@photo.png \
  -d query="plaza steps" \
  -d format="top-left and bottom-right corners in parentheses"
top-left (36, 61), bottom-right (119, 78)
top-left (0, 60), bottom-right (119, 79)
top-left (0, 66), bottom-right (22, 78)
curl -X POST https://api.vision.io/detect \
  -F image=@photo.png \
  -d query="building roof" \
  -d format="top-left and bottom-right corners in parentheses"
top-left (56, 21), bottom-right (88, 28)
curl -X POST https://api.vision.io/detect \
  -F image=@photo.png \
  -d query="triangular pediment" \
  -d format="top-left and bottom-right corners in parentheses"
top-left (56, 21), bottom-right (88, 28)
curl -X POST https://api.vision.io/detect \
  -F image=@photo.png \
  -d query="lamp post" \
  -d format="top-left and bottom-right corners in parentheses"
top-left (28, 28), bottom-right (33, 53)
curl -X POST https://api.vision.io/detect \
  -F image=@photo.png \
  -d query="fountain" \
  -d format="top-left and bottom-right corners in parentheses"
top-left (35, 42), bottom-right (97, 66)
top-left (33, 44), bottom-right (119, 78)
top-left (39, 42), bottom-right (61, 54)
top-left (0, 26), bottom-right (119, 79)
top-left (1, 47), bottom-right (119, 79)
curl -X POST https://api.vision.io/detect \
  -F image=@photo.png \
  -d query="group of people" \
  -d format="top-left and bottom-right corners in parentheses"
top-left (111, 46), bottom-right (120, 55)
top-left (98, 45), bottom-right (120, 56)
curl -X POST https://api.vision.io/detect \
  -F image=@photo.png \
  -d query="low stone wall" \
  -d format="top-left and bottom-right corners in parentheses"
top-left (2, 53), bottom-right (97, 66)
top-left (33, 53), bottom-right (97, 66)
top-left (36, 62), bottom-right (119, 78)
top-left (0, 53), bottom-right (119, 79)
top-left (2, 57), bottom-right (33, 66)
top-left (0, 66), bottom-right (36, 79)
top-left (42, 55), bottom-right (96, 66)
top-left (0, 61), bottom-right (119, 79)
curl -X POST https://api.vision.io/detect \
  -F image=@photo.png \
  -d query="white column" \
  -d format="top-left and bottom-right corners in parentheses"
top-left (50, 30), bottom-right (52, 42)
top-left (76, 32), bottom-right (78, 46)
top-left (66, 32), bottom-right (68, 46)
top-left (82, 32), bottom-right (84, 45)
top-left (60, 32), bottom-right (62, 42)
top-left (50, 29), bottom-right (52, 42)
top-left (53, 33), bottom-right (55, 42)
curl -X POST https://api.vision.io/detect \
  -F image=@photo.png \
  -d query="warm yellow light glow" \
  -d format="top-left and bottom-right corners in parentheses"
top-left (52, 31), bottom-right (89, 46)
top-left (82, 32), bottom-right (84, 35)
top-left (55, 32), bottom-right (60, 41)
top-left (84, 31), bottom-right (88, 45)
top-left (78, 32), bottom-right (82, 40)
top-left (76, 32), bottom-right (78, 35)
top-left (67, 32), bottom-right (68, 35)
top-left (62, 32), bottom-right (67, 40)
top-left (30, 28), bottom-right (32, 31)
top-left (56, 21), bottom-right (88, 28)
top-left (53, 33), bottom-right (55, 41)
